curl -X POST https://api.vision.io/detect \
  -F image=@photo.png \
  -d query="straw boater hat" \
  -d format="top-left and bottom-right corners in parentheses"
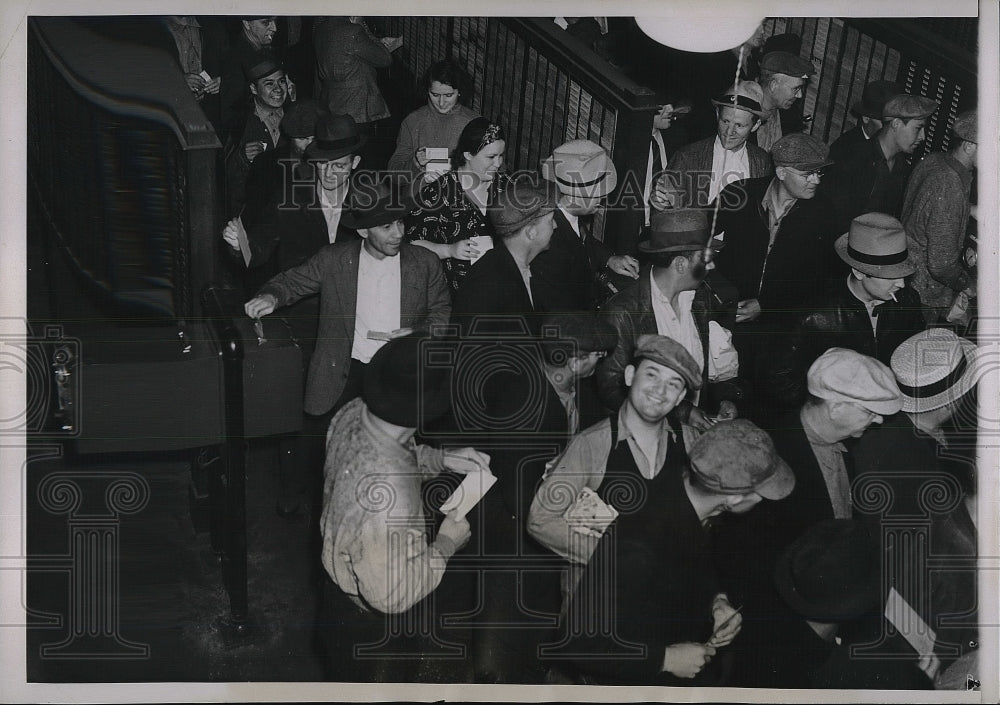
top-left (834, 212), bottom-right (915, 279)
top-left (890, 328), bottom-right (983, 414)
top-left (541, 140), bottom-right (618, 199)
top-left (711, 80), bottom-right (767, 119)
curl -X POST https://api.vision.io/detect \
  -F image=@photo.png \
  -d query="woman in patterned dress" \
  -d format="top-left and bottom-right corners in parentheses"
top-left (405, 117), bottom-right (513, 292)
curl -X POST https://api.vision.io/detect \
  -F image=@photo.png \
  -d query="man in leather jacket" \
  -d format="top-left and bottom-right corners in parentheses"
top-left (597, 207), bottom-right (744, 428)
top-left (760, 212), bottom-right (925, 411)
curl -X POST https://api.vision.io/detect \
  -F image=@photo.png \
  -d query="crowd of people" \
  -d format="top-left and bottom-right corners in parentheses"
top-left (141, 15), bottom-right (984, 688)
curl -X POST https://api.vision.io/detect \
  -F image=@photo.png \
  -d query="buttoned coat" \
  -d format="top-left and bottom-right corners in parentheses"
top-left (258, 240), bottom-right (451, 414)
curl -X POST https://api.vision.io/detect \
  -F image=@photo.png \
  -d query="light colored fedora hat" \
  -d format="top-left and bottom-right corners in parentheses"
top-left (835, 212), bottom-right (916, 279)
top-left (541, 139), bottom-right (618, 198)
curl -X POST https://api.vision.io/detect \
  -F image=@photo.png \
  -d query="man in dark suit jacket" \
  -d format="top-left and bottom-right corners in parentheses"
top-left (452, 182), bottom-right (559, 337)
top-left (712, 133), bottom-right (840, 400)
top-left (828, 79), bottom-right (901, 165)
top-left (244, 182), bottom-right (451, 420)
top-left (761, 213), bottom-right (926, 411)
top-left (713, 349), bottom-right (903, 686)
top-left (532, 140), bottom-right (639, 311)
top-left (651, 81), bottom-right (772, 212)
top-left (223, 113), bottom-right (365, 298)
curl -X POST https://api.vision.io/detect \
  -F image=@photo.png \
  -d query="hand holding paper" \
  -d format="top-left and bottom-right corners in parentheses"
top-left (440, 468), bottom-right (497, 521)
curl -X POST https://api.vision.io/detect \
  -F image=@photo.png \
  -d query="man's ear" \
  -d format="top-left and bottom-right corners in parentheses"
top-left (356, 227), bottom-right (370, 241)
top-left (850, 267), bottom-right (866, 281)
top-left (249, 82), bottom-right (259, 97)
top-left (750, 119), bottom-right (761, 133)
top-left (624, 364), bottom-right (636, 387)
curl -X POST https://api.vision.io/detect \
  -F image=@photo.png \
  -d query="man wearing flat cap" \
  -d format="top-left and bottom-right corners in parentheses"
top-left (531, 140), bottom-right (640, 311)
top-left (822, 92), bottom-right (939, 232)
top-left (711, 133), bottom-right (840, 394)
top-left (903, 109), bottom-right (978, 324)
top-left (451, 181), bottom-right (558, 337)
top-left (851, 328), bottom-right (983, 676)
top-left (548, 417), bottom-right (793, 685)
top-left (829, 79), bottom-right (901, 164)
top-left (597, 207), bottom-right (743, 430)
top-left (761, 212), bottom-right (926, 410)
top-left (223, 58), bottom-right (292, 220)
top-left (756, 50), bottom-right (816, 152)
top-left (714, 349), bottom-right (902, 685)
top-left (530, 334), bottom-right (707, 569)
top-left (318, 335), bottom-right (489, 681)
top-left (651, 80), bottom-right (772, 211)
top-left (219, 16), bottom-right (283, 127)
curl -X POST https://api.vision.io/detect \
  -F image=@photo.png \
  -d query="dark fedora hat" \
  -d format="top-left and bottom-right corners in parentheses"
top-left (363, 334), bottom-right (455, 428)
top-left (341, 181), bottom-right (414, 230)
top-left (305, 113), bottom-right (367, 162)
top-left (774, 519), bottom-right (883, 622)
top-left (638, 207), bottom-right (724, 254)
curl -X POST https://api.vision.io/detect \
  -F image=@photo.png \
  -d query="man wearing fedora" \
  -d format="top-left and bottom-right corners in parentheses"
top-left (223, 112), bottom-right (367, 290)
top-left (761, 212), bottom-right (925, 410)
top-left (318, 335), bottom-right (490, 681)
top-left (240, 98), bottom-right (328, 227)
top-left (549, 418), bottom-right (793, 685)
top-left (243, 181), bottom-right (451, 471)
top-left (755, 50), bottom-right (816, 152)
top-left (851, 328), bottom-right (983, 675)
top-left (829, 79), bottom-right (902, 164)
top-left (223, 58), bottom-right (292, 220)
top-left (451, 181), bottom-right (558, 337)
top-left (531, 140), bottom-right (640, 312)
top-left (822, 92), bottom-right (939, 232)
top-left (712, 133), bottom-right (840, 398)
top-left (596, 207), bottom-right (743, 429)
top-left (651, 80), bottom-right (772, 211)
top-left (902, 110), bottom-right (978, 325)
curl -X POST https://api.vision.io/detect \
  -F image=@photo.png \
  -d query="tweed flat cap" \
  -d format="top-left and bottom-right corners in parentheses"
top-left (882, 93), bottom-right (939, 120)
top-left (760, 50), bottom-right (815, 78)
top-left (489, 182), bottom-right (559, 237)
top-left (807, 348), bottom-right (902, 416)
top-left (246, 58), bottom-right (283, 83)
top-left (771, 133), bottom-right (834, 170)
top-left (952, 110), bottom-right (977, 143)
top-left (632, 334), bottom-right (702, 391)
top-left (689, 419), bottom-right (795, 500)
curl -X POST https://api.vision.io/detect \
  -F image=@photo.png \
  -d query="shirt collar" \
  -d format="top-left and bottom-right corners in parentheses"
top-left (616, 405), bottom-right (675, 447)
top-left (360, 403), bottom-right (416, 462)
top-left (714, 135), bottom-right (748, 159)
top-left (650, 269), bottom-right (696, 308)
top-left (801, 408), bottom-right (846, 452)
top-left (762, 177), bottom-right (797, 218)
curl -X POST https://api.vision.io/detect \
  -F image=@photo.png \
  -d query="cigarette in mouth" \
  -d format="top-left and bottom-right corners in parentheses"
top-left (890, 292), bottom-right (898, 302)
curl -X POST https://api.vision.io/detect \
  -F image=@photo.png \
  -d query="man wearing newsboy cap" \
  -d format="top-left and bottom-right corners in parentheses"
top-left (755, 50), bottom-right (816, 152)
top-left (829, 79), bottom-right (901, 164)
top-left (549, 417), bottom-right (793, 685)
top-left (822, 92), bottom-right (939, 232)
top-left (711, 133), bottom-right (840, 396)
top-left (902, 109), bottom-right (979, 324)
top-left (451, 181), bottom-right (559, 337)
top-left (760, 212), bottom-right (926, 411)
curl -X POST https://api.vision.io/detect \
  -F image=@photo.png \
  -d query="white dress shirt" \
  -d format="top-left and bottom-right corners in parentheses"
top-left (351, 247), bottom-right (402, 363)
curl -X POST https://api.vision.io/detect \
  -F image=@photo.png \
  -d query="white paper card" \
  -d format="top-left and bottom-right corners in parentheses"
top-left (424, 147), bottom-right (451, 180)
top-left (885, 587), bottom-right (937, 657)
top-left (440, 469), bottom-right (497, 521)
top-left (234, 216), bottom-right (251, 267)
top-left (468, 235), bottom-right (494, 264)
